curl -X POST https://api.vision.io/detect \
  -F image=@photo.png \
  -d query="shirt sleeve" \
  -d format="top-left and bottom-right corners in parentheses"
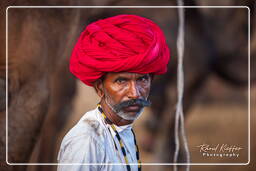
top-left (57, 135), bottom-right (105, 171)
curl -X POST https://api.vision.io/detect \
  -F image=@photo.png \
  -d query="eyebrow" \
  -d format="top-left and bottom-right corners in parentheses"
top-left (119, 74), bottom-right (149, 81)
top-left (139, 74), bottom-right (149, 78)
top-left (115, 76), bottom-right (128, 79)
top-left (113, 76), bottom-right (128, 81)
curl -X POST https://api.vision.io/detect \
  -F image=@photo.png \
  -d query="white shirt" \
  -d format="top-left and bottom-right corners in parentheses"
top-left (57, 107), bottom-right (139, 171)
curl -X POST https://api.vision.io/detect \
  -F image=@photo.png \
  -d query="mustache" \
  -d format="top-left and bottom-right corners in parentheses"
top-left (113, 99), bottom-right (151, 112)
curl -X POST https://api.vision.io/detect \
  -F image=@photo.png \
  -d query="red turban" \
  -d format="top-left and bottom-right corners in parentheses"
top-left (70, 14), bottom-right (170, 86)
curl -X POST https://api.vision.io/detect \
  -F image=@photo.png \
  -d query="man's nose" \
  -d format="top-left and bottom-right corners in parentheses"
top-left (127, 81), bottom-right (140, 99)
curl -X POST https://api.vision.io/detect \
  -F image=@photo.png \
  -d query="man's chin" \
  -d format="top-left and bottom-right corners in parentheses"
top-left (116, 109), bottom-right (143, 121)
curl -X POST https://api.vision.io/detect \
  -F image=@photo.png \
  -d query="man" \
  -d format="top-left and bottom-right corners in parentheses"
top-left (57, 14), bottom-right (170, 171)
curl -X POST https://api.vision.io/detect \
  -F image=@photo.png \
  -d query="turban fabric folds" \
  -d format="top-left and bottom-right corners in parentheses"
top-left (70, 14), bottom-right (170, 86)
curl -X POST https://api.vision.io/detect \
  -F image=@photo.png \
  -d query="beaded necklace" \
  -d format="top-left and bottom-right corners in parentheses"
top-left (97, 104), bottom-right (141, 171)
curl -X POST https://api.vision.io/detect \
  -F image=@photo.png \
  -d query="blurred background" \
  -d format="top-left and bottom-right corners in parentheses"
top-left (0, 0), bottom-right (255, 171)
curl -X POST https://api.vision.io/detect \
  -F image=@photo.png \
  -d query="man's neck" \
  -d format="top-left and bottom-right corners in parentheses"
top-left (99, 100), bottom-right (133, 126)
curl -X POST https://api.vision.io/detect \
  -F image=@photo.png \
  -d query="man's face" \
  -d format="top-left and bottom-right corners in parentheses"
top-left (100, 72), bottom-right (152, 121)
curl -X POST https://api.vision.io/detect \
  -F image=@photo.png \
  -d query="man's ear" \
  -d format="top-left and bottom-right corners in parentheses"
top-left (93, 80), bottom-right (104, 98)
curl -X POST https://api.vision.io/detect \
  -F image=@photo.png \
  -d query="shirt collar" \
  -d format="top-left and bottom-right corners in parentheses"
top-left (96, 107), bottom-right (133, 133)
top-left (114, 123), bottom-right (132, 133)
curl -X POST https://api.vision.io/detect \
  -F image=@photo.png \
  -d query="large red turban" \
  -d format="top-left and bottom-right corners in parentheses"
top-left (70, 14), bottom-right (170, 86)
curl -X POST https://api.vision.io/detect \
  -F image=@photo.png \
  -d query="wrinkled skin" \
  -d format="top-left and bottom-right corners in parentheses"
top-left (94, 72), bottom-right (151, 125)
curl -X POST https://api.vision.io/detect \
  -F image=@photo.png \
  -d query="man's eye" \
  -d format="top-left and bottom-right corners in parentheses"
top-left (115, 78), bottom-right (127, 83)
top-left (138, 75), bottom-right (149, 82)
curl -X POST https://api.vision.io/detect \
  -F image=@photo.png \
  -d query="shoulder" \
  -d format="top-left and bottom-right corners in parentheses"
top-left (58, 108), bottom-right (108, 163)
top-left (62, 108), bottom-right (105, 142)
top-left (59, 108), bottom-right (107, 152)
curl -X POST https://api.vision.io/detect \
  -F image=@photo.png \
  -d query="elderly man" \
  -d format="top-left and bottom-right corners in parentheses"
top-left (57, 14), bottom-right (170, 171)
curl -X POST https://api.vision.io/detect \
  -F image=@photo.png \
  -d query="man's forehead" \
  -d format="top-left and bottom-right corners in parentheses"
top-left (106, 72), bottom-right (149, 78)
